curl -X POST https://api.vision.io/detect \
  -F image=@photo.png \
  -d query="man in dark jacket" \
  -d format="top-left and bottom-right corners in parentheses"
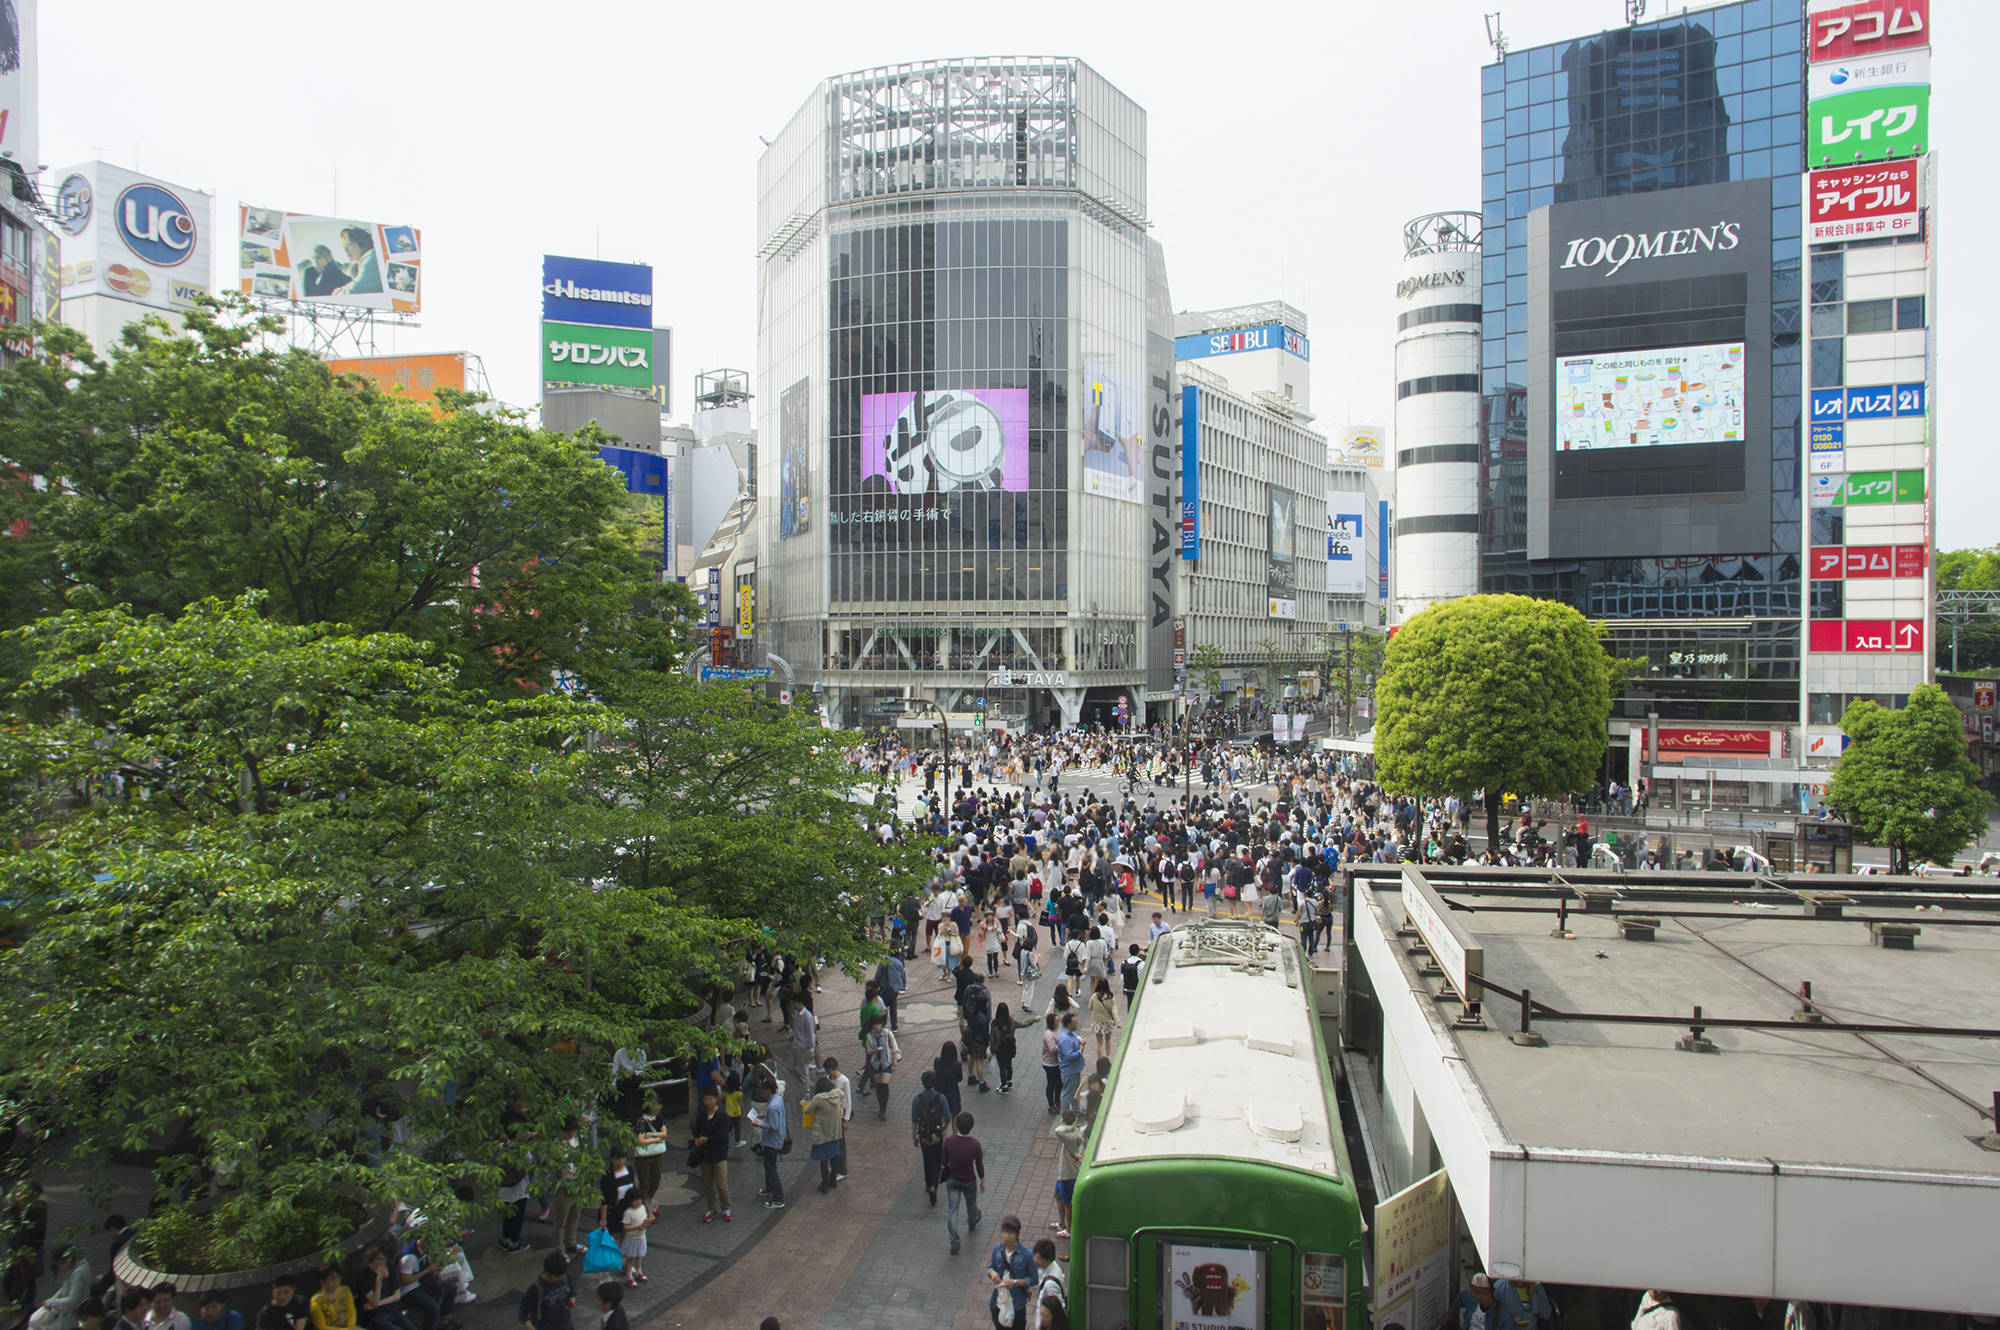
top-left (516, 1255), bottom-right (573, 1330)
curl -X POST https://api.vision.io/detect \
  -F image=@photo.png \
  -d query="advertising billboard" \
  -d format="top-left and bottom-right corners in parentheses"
top-left (859, 388), bottom-right (1029, 495)
top-left (778, 376), bottom-right (811, 538)
top-left (1328, 489), bottom-right (1365, 597)
top-left (1810, 85), bottom-right (1928, 167)
top-left (54, 162), bottom-right (214, 313)
top-left (1268, 486), bottom-right (1297, 619)
top-left (1335, 424), bottom-right (1386, 468)
top-left (1557, 342), bottom-right (1745, 452)
top-left (1808, 159), bottom-right (1921, 243)
top-left (1173, 322), bottom-right (1308, 361)
top-left (542, 320), bottom-right (653, 390)
top-left (1081, 360), bottom-right (1143, 503)
top-left (1181, 384), bottom-right (1201, 559)
top-left (1807, 48), bottom-right (1928, 102)
top-left (325, 353), bottom-right (467, 411)
top-left (238, 206), bottom-right (420, 313)
top-left (0, 2), bottom-right (36, 200)
top-left (1809, 0), bottom-right (1928, 63)
top-left (541, 255), bottom-right (651, 329)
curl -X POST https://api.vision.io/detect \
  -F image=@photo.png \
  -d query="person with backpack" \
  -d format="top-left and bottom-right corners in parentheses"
top-left (1012, 914), bottom-right (1039, 982)
top-left (1118, 944), bottom-right (1144, 1014)
top-left (910, 1071), bottom-right (952, 1206)
top-left (514, 1255), bottom-right (572, 1330)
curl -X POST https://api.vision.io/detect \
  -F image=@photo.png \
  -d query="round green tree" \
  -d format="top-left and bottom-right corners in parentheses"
top-left (1375, 595), bottom-right (1614, 850)
top-left (1827, 683), bottom-right (1994, 872)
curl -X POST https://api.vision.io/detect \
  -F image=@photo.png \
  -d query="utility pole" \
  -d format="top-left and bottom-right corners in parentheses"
top-left (1342, 623), bottom-right (1354, 738)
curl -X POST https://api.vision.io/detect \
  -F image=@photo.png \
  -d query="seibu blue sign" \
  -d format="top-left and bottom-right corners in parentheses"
top-left (1174, 322), bottom-right (1309, 362)
top-left (542, 254), bottom-right (654, 329)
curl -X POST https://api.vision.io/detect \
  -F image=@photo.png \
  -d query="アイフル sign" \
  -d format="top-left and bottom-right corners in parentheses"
top-left (1808, 159), bottom-right (1921, 243)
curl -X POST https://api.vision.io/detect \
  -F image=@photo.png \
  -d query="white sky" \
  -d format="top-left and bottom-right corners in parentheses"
top-left (40, 0), bottom-right (1999, 548)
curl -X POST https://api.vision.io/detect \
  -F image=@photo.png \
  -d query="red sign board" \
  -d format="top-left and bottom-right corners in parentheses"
top-left (1810, 0), bottom-right (1929, 62)
top-left (1845, 546), bottom-right (1895, 578)
top-left (1808, 620), bottom-right (1843, 653)
top-left (1658, 727), bottom-right (1774, 756)
top-left (1807, 160), bottom-right (1921, 245)
top-left (1841, 619), bottom-right (1925, 652)
top-left (1975, 683), bottom-right (1997, 712)
top-left (1807, 543), bottom-right (1928, 579)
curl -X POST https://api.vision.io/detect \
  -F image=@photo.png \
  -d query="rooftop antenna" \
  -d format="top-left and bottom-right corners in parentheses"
top-left (1626, 0), bottom-right (1648, 23)
top-left (1484, 11), bottom-right (1509, 59)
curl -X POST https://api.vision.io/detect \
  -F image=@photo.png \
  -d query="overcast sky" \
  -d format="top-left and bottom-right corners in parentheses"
top-left (41, 0), bottom-right (1998, 548)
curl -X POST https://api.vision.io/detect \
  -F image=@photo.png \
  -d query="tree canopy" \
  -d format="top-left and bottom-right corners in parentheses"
top-left (1826, 683), bottom-right (1993, 872)
top-left (1374, 595), bottom-right (1614, 847)
top-left (1935, 545), bottom-right (2000, 673)
top-left (0, 310), bottom-right (920, 1266)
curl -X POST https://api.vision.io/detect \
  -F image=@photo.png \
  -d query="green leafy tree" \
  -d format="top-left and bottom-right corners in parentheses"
top-left (1827, 683), bottom-right (1994, 872)
top-left (1375, 595), bottom-right (1613, 848)
top-left (1934, 546), bottom-right (2000, 673)
top-left (1188, 643), bottom-right (1225, 706)
top-left (0, 308), bottom-right (678, 695)
top-left (0, 598), bottom-right (722, 1263)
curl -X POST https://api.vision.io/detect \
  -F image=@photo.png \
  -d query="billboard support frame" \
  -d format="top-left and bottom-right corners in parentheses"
top-left (255, 298), bottom-right (421, 359)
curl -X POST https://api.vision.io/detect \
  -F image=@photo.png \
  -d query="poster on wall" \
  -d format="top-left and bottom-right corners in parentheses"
top-left (1165, 1243), bottom-right (1264, 1330)
top-left (238, 205), bottom-right (420, 312)
top-left (1373, 1170), bottom-right (1452, 1330)
top-left (1327, 489), bottom-right (1365, 598)
top-left (1081, 359), bottom-right (1144, 503)
top-left (1268, 487), bottom-right (1297, 620)
top-left (859, 388), bottom-right (1029, 495)
top-left (778, 376), bottom-right (811, 538)
top-left (1557, 343), bottom-right (1744, 451)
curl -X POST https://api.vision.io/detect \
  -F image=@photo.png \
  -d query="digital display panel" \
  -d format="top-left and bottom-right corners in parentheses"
top-left (859, 388), bottom-right (1029, 494)
top-left (1557, 342), bottom-right (1744, 452)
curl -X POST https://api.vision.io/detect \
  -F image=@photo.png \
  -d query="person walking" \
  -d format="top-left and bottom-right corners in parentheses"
top-left (1118, 944), bottom-right (1144, 1015)
top-left (1039, 1012), bottom-right (1062, 1115)
top-left (911, 1071), bottom-right (951, 1205)
top-left (1088, 979), bottom-right (1119, 1061)
top-left (862, 1015), bottom-right (899, 1118)
top-left (747, 1077), bottom-right (787, 1211)
top-left (824, 1056), bottom-right (854, 1180)
top-left (805, 1074), bottom-right (845, 1195)
top-left (1055, 1014), bottom-right (1086, 1114)
top-left (934, 1040), bottom-right (966, 1118)
top-left (985, 1218), bottom-right (1034, 1328)
top-left (940, 1113), bottom-right (985, 1257)
top-left (1050, 1109), bottom-right (1085, 1239)
top-left (515, 1256), bottom-right (573, 1330)
top-left (991, 1004), bottom-right (1018, 1094)
top-left (785, 996), bottom-right (819, 1105)
top-left (687, 1086), bottom-right (733, 1224)
top-left (875, 953), bottom-right (907, 1032)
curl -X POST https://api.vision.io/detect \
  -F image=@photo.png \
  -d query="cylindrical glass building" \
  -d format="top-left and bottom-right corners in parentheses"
top-left (757, 57), bottom-right (1156, 732)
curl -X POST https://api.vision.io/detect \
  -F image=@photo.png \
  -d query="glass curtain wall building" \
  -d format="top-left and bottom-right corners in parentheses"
top-left (757, 58), bottom-right (1155, 732)
top-left (1479, 0), bottom-right (1807, 730)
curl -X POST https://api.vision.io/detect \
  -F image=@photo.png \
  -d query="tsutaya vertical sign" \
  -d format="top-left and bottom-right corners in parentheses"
top-left (1144, 238), bottom-right (1179, 698)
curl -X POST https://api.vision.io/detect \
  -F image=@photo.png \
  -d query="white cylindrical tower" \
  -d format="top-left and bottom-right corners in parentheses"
top-left (1392, 211), bottom-right (1483, 622)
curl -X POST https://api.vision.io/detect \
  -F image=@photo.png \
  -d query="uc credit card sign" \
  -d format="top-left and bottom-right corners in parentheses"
top-left (542, 254), bottom-right (653, 329)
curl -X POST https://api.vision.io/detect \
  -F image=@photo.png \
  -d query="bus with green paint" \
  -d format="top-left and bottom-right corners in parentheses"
top-left (1070, 918), bottom-right (1363, 1330)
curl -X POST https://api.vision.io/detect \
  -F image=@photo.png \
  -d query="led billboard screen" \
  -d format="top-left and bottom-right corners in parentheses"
top-left (1557, 342), bottom-right (1745, 452)
top-left (1081, 360), bottom-right (1143, 503)
top-left (238, 206), bottom-right (420, 312)
top-left (859, 388), bottom-right (1029, 495)
top-left (778, 376), bottom-right (811, 538)
top-left (1268, 486), bottom-right (1297, 619)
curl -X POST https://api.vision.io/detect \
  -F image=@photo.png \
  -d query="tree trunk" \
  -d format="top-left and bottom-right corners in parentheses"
top-left (1485, 788), bottom-right (1503, 858)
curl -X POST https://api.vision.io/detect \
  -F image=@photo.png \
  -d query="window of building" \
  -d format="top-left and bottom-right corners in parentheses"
top-left (1808, 304), bottom-right (1843, 338)
top-left (1809, 338), bottom-right (1843, 389)
top-left (1845, 299), bottom-right (1893, 334)
top-left (1895, 295), bottom-right (1925, 330)
top-left (1809, 580), bottom-right (1842, 619)
top-left (1809, 252), bottom-right (1842, 304)
top-left (1809, 508), bottom-right (1843, 545)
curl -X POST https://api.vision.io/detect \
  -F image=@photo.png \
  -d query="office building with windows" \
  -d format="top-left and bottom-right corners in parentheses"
top-left (1172, 302), bottom-right (1332, 699)
top-left (755, 58), bottom-right (1180, 732)
top-left (1479, 0), bottom-right (1813, 793)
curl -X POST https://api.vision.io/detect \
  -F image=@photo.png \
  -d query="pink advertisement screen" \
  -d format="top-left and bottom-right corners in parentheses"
top-left (860, 388), bottom-right (1030, 494)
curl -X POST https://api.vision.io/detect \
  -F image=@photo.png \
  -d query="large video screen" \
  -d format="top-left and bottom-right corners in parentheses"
top-left (859, 388), bottom-right (1029, 494)
top-left (238, 205), bottom-right (420, 313)
top-left (1557, 342), bottom-right (1744, 452)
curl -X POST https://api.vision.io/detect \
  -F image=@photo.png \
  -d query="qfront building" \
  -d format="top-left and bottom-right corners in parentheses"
top-left (755, 57), bottom-right (1179, 732)
top-left (1478, 0), bottom-right (1824, 798)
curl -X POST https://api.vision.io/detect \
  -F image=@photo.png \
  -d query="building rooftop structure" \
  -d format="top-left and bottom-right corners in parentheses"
top-left (1344, 862), bottom-right (2000, 1316)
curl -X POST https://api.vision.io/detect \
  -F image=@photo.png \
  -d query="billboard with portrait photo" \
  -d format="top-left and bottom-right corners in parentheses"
top-left (236, 205), bottom-right (421, 313)
top-left (859, 388), bottom-right (1029, 496)
top-left (779, 376), bottom-right (811, 538)
top-left (1268, 485), bottom-right (1297, 619)
top-left (1081, 359), bottom-right (1144, 503)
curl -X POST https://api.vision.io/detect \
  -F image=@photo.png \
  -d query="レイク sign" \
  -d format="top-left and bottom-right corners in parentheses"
top-left (1808, 160), bottom-right (1920, 243)
top-left (1810, 0), bottom-right (1928, 63)
top-left (1560, 221), bottom-right (1741, 277)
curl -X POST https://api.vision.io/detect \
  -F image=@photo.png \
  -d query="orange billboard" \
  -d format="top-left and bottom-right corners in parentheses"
top-left (325, 353), bottom-right (466, 412)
